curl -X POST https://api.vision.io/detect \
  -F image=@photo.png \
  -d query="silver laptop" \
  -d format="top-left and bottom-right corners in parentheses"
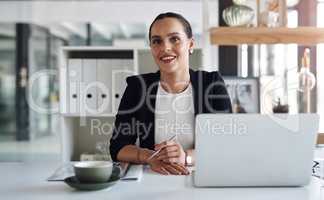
top-left (194, 114), bottom-right (319, 187)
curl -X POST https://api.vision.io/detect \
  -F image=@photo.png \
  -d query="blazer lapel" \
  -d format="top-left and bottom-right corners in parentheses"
top-left (190, 69), bottom-right (200, 116)
top-left (145, 71), bottom-right (160, 148)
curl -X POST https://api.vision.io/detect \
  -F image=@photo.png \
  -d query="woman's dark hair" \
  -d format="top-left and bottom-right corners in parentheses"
top-left (149, 12), bottom-right (193, 41)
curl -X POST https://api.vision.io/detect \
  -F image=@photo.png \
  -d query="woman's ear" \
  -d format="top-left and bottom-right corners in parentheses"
top-left (189, 38), bottom-right (194, 54)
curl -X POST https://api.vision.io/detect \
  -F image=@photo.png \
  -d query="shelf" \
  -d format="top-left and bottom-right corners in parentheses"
top-left (61, 113), bottom-right (116, 117)
top-left (210, 27), bottom-right (324, 45)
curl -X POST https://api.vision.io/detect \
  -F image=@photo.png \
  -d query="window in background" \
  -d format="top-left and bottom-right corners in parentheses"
top-left (29, 25), bottom-right (52, 139)
top-left (50, 22), bottom-right (148, 47)
top-left (0, 24), bottom-right (16, 141)
top-left (0, 20), bottom-right (191, 161)
top-left (91, 22), bottom-right (147, 47)
top-left (49, 35), bottom-right (65, 117)
top-left (90, 23), bottom-right (114, 46)
top-left (0, 24), bottom-right (66, 162)
top-left (0, 21), bottom-right (150, 162)
top-left (60, 22), bottom-right (88, 46)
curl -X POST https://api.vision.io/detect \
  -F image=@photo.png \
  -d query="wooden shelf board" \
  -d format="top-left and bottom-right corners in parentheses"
top-left (60, 113), bottom-right (116, 117)
top-left (210, 27), bottom-right (324, 45)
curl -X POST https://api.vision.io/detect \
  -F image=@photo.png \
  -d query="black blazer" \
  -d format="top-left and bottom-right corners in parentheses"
top-left (109, 69), bottom-right (232, 161)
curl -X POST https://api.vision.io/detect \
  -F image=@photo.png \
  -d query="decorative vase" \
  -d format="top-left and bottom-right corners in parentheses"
top-left (233, 0), bottom-right (247, 5)
top-left (222, 4), bottom-right (254, 27)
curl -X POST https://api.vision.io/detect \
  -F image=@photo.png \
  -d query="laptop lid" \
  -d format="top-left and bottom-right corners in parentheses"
top-left (194, 114), bottom-right (319, 187)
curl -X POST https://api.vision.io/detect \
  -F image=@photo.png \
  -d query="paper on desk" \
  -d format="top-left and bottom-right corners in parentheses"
top-left (47, 163), bottom-right (74, 181)
top-left (47, 162), bottom-right (143, 182)
top-left (121, 164), bottom-right (143, 181)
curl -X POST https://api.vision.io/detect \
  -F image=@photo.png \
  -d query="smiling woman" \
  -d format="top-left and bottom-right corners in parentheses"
top-left (149, 13), bottom-right (194, 93)
top-left (109, 12), bottom-right (232, 175)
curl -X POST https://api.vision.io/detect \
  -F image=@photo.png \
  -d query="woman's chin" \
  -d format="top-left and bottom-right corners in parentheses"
top-left (159, 64), bottom-right (180, 74)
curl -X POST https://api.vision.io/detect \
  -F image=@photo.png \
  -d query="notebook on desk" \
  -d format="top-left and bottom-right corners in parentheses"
top-left (119, 163), bottom-right (143, 181)
top-left (194, 114), bottom-right (319, 187)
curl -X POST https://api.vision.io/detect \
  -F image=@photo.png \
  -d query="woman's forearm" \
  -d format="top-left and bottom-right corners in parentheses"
top-left (117, 145), bottom-right (195, 166)
top-left (116, 145), bottom-right (154, 164)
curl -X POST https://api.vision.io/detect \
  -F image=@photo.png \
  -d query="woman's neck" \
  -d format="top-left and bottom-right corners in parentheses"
top-left (160, 68), bottom-right (190, 94)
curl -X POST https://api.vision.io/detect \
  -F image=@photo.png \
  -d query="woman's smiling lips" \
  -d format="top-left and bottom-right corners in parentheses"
top-left (160, 55), bottom-right (177, 63)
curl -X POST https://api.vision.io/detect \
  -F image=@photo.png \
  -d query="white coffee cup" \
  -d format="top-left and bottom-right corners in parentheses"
top-left (73, 161), bottom-right (113, 183)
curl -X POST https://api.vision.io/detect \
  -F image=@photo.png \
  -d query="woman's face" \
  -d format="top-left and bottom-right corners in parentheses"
top-left (150, 17), bottom-right (194, 74)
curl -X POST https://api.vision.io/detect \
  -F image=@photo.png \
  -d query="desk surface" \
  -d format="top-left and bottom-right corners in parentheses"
top-left (1, 161), bottom-right (324, 200)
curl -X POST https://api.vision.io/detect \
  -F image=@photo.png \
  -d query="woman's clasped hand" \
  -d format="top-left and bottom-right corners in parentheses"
top-left (154, 140), bottom-right (186, 165)
top-left (147, 141), bottom-right (189, 175)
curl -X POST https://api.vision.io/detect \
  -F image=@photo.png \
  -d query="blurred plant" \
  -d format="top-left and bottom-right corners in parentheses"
top-left (272, 98), bottom-right (289, 113)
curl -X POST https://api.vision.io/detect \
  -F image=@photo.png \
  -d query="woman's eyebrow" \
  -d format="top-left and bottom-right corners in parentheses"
top-left (151, 32), bottom-right (181, 39)
top-left (167, 32), bottom-right (181, 37)
top-left (151, 35), bottom-right (161, 40)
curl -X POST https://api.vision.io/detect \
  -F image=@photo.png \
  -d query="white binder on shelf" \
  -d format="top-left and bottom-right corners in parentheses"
top-left (112, 59), bottom-right (135, 114)
top-left (97, 59), bottom-right (112, 115)
top-left (81, 59), bottom-right (97, 115)
top-left (67, 59), bottom-right (82, 114)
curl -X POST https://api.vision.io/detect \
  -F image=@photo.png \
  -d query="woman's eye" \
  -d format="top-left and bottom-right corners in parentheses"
top-left (170, 37), bottom-right (180, 43)
top-left (151, 39), bottom-right (161, 45)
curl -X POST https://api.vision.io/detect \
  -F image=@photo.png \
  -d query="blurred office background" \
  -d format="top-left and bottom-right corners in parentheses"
top-left (0, 0), bottom-right (323, 162)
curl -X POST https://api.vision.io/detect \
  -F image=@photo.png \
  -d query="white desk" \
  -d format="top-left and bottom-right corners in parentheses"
top-left (1, 161), bottom-right (324, 200)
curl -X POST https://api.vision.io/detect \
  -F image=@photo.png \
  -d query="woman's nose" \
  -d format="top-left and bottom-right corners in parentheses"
top-left (161, 41), bottom-right (172, 52)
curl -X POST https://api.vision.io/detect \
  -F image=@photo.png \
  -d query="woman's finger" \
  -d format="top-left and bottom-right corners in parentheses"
top-left (151, 166), bottom-right (168, 175)
top-left (154, 143), bottom-right (163, 150)
top-left (162, 145), bottom-right (179, 153)
top-left (163, 164), bottom-right (182, 175)
top-left (156, 145), bottom-right (178, 156)
top-left (171, 163), bottom-right (190, 175)
top-left (155, 140), bottom-right (177, 150)
top-left (163, 157), bottom-right (179, 164)
top-left (165, 163), bottom-right (189, 175)
top-left (159, 167), bottom-right (169, 175)
top-left (156, 148), bottom-right (179, 160)
top-left (157, 151), bottom-right (179, 161)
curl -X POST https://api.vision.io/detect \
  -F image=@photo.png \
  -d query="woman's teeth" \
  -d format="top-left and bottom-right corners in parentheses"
top-left (161, 56), bottom-right (176, 63)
